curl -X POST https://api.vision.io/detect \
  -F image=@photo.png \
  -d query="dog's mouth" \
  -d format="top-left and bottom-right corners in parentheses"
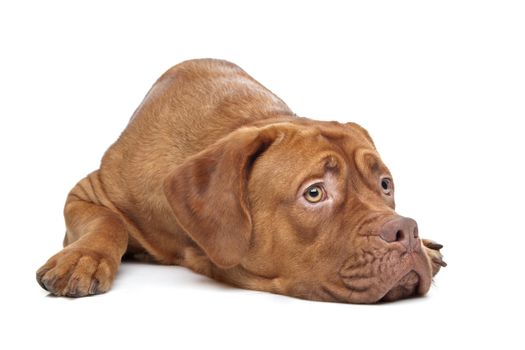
top-left (380, 271), bottom-right (421, 302)
top-left (339, 248), bottom-right (433, 303)
top-left (378, 251), bottom-right (433, 302)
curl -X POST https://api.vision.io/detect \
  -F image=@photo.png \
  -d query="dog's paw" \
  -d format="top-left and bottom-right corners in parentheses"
top-left (36, 248), bottom-right (117, 297)
top-left (422, 239), bottom-right (447, 277)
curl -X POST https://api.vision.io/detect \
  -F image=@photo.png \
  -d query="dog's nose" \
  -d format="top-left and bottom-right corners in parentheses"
top-left (379, 216), bottom-right (420, 251)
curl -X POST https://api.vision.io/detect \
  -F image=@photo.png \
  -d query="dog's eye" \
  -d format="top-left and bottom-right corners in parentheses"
top-left (380, 177), bottom-right (393, 196)
top-left (304, 185), bottom-right (325, 203)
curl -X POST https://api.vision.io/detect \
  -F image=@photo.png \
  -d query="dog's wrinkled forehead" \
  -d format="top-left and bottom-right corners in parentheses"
top-left (273, 120), bottom-right (375, 149)
top-left (251, 121), bottom-right (379, 192)
top-left (344, 122), bottom-right (376, 148)
top-left (284, 121), bottom-right (377, 162)
top-left (330, 123), bottom-right (392, 185)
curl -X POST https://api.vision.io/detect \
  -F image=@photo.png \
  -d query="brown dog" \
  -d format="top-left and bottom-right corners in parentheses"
top-left (36, 59), bottom-right (445, 303)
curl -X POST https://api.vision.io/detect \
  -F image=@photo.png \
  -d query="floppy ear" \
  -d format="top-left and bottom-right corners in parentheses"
top-left (163, 126), bottom-right (282, 268)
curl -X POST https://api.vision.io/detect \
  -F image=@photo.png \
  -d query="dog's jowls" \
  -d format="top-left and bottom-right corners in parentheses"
top-left (36, 59), bottom-right (445, 303)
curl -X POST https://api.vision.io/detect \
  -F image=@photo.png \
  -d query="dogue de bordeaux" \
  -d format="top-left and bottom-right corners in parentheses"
top-left (36, 59), bottom-right (445, 303)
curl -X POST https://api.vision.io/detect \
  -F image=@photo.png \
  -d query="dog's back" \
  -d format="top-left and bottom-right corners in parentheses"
top-left (101, 59), bottom-right (290, 202)
top-left (113, 59), bottom-right (290, 160)
top-left (95, 59), bottom-right (292, 261)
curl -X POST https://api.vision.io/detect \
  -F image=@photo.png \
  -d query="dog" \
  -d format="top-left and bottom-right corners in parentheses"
top-left (36, 59), bottom-right (445, 303)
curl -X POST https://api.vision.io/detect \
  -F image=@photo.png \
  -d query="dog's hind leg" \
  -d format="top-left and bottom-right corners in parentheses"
top-left (36, 171), bottom-right (128, 297)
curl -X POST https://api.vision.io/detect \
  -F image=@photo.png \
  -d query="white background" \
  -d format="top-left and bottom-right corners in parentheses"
top-left (1, 1), bottom-right (524, 349)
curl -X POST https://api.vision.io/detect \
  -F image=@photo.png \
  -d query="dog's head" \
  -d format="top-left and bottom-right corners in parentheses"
top-left (164, 121), bottom-right (433, 303)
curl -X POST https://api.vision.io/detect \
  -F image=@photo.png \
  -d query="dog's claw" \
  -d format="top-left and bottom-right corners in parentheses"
top-left (432, 257), bottom-right (447, 267)
top-left (422, 239), bottom-right (446, 276)
top-left (88, 279), bottom-right (100, 295)
top-left (36, 248), bottom-right (115, 297)
top-left (423, 239), bottom-right (443, 251)
top-left (427, 242), bottom-right (443, 250)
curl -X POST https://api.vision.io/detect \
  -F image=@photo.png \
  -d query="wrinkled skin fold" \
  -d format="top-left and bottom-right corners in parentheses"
top-left (36, 59), bottom-right (445, 303)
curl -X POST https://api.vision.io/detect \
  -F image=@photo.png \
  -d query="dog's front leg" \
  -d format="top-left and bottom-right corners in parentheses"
top-left (36, 172), bottom-right (128, 297)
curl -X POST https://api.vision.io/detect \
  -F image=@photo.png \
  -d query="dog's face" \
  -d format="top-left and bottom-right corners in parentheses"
top-left (165, 121), bottom-right (432, 303)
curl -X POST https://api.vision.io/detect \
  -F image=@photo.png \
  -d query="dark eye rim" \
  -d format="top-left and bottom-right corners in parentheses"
top-left (380, 176), bottom-right (394, 195)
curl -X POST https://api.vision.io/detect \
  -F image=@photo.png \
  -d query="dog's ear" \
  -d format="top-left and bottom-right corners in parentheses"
top-left (164, 125), bottom-right (283, 268)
